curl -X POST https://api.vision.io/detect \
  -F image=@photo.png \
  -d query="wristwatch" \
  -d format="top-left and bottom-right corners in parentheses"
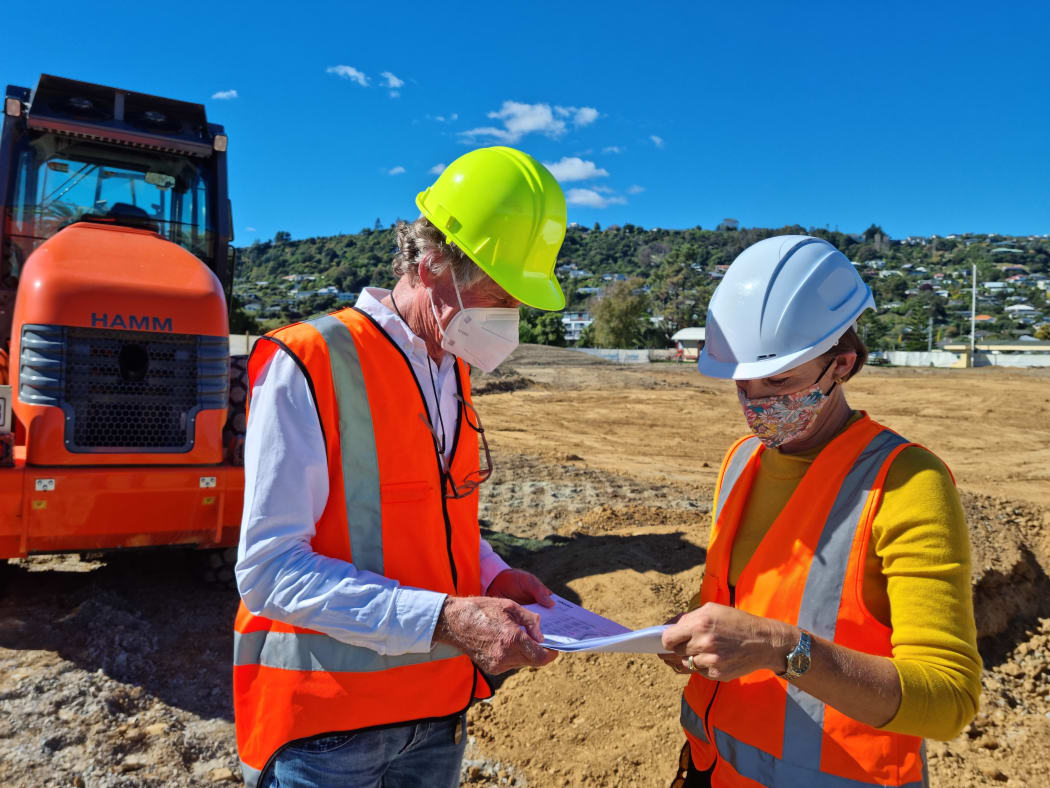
top-left (782, 629), bottom-right (812, 680)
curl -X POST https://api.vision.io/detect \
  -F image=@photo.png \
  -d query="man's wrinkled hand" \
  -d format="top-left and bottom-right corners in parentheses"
top-left (433, 596), bottom-right (558, 675)
top-left (486, 568), bottom-right (554, 607)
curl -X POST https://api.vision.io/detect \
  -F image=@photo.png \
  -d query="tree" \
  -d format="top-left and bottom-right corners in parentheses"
top-left (274, 230), bottom-right (291, 243)
top-left (589, 278), bottom-right (650, 348)
top-left (518, 308), bottom-right (567, 346)
top-left (1035, 324), bottom-right (1050, 341)
top-left (577, 321), bottom-right (596, 347)
top-left (229, 295), bottom-right (261, 334)
top-left (532, 311), bottom-right (567, 347)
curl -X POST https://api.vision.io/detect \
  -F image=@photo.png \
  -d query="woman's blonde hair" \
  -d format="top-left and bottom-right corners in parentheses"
top-left (392, 215), bottom-right (487, 289)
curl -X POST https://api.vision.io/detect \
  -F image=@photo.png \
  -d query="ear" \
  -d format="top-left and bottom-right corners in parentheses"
top-left (834, 351), bottom-right (857, 382)
top-left (416, 253), bottom-right (437, 289)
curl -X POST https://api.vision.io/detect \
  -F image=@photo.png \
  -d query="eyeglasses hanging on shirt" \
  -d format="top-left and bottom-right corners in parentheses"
top-left (418, 356), bottom-right (493, 500)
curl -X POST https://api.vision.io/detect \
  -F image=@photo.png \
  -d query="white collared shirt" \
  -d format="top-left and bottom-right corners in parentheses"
top-left (235, 288), bottom-right (510, 656)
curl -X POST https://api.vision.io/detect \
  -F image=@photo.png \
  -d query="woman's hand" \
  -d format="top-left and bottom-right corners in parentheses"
top-left (660, 602), bottom-right (797, 682)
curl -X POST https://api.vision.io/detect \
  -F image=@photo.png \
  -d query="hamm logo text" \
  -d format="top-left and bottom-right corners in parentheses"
top-left (91, 313), bottom-right (173, 332)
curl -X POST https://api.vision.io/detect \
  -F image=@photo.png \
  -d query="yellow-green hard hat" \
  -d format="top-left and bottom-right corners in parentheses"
top-left (416, 146), bottom-right (567, 310)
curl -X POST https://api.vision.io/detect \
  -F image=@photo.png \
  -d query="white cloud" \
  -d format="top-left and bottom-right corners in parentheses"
top-left (627, 184), bottom-right (645, 194)
top-left (462, 101), bottom-right (564, 143)
top-left (461, 101), bottom-right (600, 143)
top-left (428, 163), bottom-right (447, 175)
top-left (327, 65), bottom-right (369, 87)
top-left (212, 89), bottom-right (238, 100)
top-left (245, 226), bottom-right (257, 232)
top-left (603, 145), bottom-right (624, 154)
top-left (388, 166), bottom-right (406, 175)
top-left (572, 107), bottom-right (599, 126)
top-left (650, 134), bottom-right (665, 148)
top-left (432, 113), bottom-right (459, 123)
top-left (380, 72), bottom-right (404, 98)
top-left (544, 156), bottom-right (609, 182)
top-left (554, 105), bottom-right (599, 126)
top-left (566, 188), bottom-right (627, 209)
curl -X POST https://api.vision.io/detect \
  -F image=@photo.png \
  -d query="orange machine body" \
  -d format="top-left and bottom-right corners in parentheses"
top-left (0, 223), bottom-right (244, 559)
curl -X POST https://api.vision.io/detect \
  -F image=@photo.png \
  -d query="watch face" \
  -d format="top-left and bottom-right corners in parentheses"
top-left (786, 631), bottom-right (812, 678)
top-left (791, 652), bottom-right (811, 675)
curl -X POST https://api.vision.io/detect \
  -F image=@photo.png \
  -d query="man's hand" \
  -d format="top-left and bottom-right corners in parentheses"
top-left (486, 568), bottom-right (554, 607)
top-left (660, 602), bottom-right (797, 682)
top-left (433, 596), bottom-right (558, 675)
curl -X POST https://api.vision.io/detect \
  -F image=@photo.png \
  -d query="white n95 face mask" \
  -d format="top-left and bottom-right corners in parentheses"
top-left (429, 271), bottom-right (519, 372)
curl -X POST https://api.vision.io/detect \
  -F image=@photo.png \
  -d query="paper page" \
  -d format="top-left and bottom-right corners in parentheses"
top-left (524, 594), bottom-right (670, 654)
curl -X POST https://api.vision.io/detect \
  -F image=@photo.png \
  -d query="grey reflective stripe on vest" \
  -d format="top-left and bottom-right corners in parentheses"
top-left (234, 629), bottom-right (463, 673)
top-left (240, 760), bottom-right (262, 788)
top-left (714, 728), bottom-right (926, 788)
top-left (780, 429), bottom-right (908, 770)
top-left (680, 694), bottom-right (709, 743)
top-left (310, 314), bottom-right (383, 575)
top-left (715, 437), bottom-right (761, 522)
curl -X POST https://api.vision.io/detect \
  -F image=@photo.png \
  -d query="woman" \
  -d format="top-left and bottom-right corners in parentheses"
top-left (661, 236), bottom-right (981, 787)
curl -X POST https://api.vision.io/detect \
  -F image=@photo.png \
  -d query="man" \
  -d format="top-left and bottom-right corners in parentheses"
top-left (233, 147), bottom-right (567, 788)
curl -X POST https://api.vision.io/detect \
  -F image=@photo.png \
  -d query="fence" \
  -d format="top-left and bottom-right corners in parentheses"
top-left (877, 351), bottom-right (963, 368)
top-left (876, 350), bottom-right (1050, 369)
top-left (972, 352), bottom-right (1050, 368)
top-left (229, 334), bottom-right (261, 356)
top-left (576, 348), bottom-right (653, 364)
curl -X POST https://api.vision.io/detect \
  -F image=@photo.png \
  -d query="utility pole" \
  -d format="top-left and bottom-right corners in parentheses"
top-left (970, 263), bottom-right (977, 366)
top-left (927, 314), bottom-right (934, 352)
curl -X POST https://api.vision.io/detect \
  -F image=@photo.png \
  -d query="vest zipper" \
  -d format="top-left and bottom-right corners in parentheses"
top-left (437, 365), bottom-right (467, 592)
top-left (702, 585), bottom-right (736, 745)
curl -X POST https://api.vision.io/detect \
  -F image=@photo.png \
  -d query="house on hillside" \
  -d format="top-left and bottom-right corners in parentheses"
top-left (561, 312), bottom-right (593, 343)
top-left (1006, 304), bottom-right (1041, 318)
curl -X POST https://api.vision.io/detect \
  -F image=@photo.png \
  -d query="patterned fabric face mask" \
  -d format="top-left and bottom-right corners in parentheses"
top-left (737, 360), bottom-right (837, 448)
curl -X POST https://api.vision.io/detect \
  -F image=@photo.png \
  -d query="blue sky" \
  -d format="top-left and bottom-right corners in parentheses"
top-left (5, 1), bottom-right (1048, 242)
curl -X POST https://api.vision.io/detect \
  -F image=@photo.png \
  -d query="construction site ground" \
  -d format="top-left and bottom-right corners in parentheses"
top-left (2, 345), bottom-right (1048, 787)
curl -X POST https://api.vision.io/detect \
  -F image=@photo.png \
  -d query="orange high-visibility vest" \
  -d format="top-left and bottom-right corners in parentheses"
top-left (681, 414), bottom-right (930, 787)
top-left (233, 308), bottom-right (490, 787)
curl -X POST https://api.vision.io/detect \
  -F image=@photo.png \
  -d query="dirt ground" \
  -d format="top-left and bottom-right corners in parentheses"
top-left (2, 345), bottom-right (1049, 786)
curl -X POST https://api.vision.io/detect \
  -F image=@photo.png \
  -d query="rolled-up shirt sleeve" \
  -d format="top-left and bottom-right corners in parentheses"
top-left (235, 349), bottom-right (447, 656)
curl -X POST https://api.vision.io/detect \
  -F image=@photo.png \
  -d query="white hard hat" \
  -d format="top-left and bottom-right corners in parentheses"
top-left (698, 235), bottom-right (875, 380)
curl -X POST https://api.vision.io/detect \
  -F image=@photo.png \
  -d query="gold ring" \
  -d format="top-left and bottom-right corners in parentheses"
top-left (688, 655), bottom-right (697, 672)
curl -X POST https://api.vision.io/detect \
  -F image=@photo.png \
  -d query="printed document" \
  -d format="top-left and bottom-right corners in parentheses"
top-left (524, 594), bottom-right (669, 653)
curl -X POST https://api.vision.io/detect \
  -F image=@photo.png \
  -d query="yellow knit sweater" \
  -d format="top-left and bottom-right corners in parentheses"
top-left (723, 413), bottom-right (982, 741)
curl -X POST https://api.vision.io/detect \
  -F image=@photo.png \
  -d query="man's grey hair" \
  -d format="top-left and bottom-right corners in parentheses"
top-left (393, 216), bottom-right (488, 289)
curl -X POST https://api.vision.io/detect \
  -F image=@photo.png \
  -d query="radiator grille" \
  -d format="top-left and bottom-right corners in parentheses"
top-left (20, 324), bottom-right (228, 452)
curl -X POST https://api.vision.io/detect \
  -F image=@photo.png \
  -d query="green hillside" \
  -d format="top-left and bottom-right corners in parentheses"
top-left (233, 224), bottom-right (1050, 350)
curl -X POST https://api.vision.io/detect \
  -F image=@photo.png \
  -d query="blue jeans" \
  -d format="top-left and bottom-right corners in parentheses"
top-left (259, 712), bottom-right (468, 788)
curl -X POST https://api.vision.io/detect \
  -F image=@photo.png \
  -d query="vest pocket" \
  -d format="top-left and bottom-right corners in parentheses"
top-left (380, 481), bottom-right (435, 504)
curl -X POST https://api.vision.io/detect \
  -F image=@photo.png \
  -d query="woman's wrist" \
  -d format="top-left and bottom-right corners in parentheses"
top-left (767, 620), bottom-right (802, 673)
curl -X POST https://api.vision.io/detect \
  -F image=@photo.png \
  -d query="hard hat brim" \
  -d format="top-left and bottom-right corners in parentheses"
top-left (697, 337), bottom-right (840, 381)
top-left (511, 274), bottom-right (565, 311)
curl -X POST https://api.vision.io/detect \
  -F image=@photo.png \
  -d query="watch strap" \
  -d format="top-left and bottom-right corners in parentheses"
top-left (782, 629), bottom-right (812, 680)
